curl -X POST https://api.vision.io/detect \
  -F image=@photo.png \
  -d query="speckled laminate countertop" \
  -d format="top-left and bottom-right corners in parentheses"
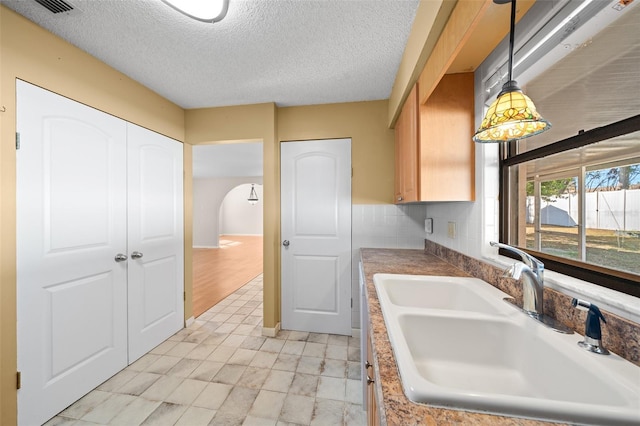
top-left (360, 248), bottom-right (564, 426)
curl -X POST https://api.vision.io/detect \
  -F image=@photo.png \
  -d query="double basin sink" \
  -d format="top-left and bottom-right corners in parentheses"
top-left (374, 274), bottom-right (640, 425)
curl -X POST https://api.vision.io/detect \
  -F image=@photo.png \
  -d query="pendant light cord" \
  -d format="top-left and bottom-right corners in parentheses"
top-left (508, 0), bottom-right (517, 82)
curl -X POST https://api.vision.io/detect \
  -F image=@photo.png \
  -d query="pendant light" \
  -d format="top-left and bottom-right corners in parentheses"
top-left (473, 0), bottom-right (551, 143)
top-left (247, 184), bottom-right (259, 205)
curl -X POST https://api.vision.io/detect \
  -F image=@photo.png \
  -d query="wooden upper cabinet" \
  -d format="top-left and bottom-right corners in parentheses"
top-left (394, 84), bottom-right (419, 203)
top-left (420, 73), bottom-right (475, 201)
top-left (394, 74), bottom-right (475, 203)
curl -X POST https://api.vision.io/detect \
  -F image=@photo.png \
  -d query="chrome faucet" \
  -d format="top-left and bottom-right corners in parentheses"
top-left (490, 242), bottom-right (573, 333)
top-left (490, 241), bottom-right (544, 318)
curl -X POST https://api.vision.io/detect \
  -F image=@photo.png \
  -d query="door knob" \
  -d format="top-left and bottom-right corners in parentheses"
top-left (282, 240), bottom-right (290, 247)
top-left (131, 251), bottom-right (143, 259)
top-left (114, 253), bottom-right (128, 262)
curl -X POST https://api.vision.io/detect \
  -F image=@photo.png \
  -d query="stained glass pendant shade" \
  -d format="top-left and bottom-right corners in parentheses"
top-left (473, 0), bottom-right (551, 143)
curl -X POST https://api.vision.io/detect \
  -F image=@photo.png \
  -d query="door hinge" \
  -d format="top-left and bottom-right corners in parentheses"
top-left (183, 291), bottom-right (186, 301)
top-left (351, 298), bottom-right (353, 308)
top-left (17, 371), bottom-right (21, 390)
top-left (16, 132), bottom-right (20, 150)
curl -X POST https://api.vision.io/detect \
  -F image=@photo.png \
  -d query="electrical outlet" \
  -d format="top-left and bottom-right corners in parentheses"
top-left (447, 221), bottom-right (456, 239)
top-left (425, 218), bottom-right (433, 234)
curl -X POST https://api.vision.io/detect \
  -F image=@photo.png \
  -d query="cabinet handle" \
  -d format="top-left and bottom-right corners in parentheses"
top-left (367, 375), bottom-right (375, 385)
top-left (365, 361), bottom-right (372, 369)
top-left (397, 196), bottom-right (403, 202)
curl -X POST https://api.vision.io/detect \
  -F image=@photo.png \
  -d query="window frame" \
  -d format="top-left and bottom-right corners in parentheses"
top-left (499, 114), bottom-right (640, 298)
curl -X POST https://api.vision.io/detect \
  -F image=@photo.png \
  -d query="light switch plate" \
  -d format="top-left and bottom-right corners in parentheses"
top-left (425, 218), bottom-right (433, 234)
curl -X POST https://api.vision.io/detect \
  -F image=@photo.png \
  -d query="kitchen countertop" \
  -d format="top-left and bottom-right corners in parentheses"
top-left (361, 248), bottom-right (564, 426)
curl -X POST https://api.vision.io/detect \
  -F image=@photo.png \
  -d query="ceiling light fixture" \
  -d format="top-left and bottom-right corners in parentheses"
top-left (161, 0), bottom-right (229, 23)
top-left (473, 0), bottom-right (551, 143)
top-left (247, 184), bottom-right (259, 205)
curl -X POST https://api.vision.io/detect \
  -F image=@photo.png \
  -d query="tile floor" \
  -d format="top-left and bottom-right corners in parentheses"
top-left (47, 275), bottom-right (366, 425)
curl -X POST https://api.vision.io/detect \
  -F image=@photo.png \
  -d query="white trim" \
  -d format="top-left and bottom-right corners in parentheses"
top-left (192, 245), bottom-right (219, 249)
top-left (185, 316), bottom-right (195, 327)
top-left (351, 328), bottom-right (360, 339)
top-left (262, 323), bottom-right (281, 338)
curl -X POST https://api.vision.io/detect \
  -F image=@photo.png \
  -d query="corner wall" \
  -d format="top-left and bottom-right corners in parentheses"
top-left (186, 100), bottom-right (397, 333)
top-left (0, 6), bottom-right (185, 424)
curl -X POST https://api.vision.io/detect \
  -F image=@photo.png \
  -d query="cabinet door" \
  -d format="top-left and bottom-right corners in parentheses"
top-left (420, 73), bottom-right (475, 201)
top-left (395, 84), bottom-right (419, 203)
top-left (127, 123), bottom-right (184, 362)
top-left (17, 80), bottom-right (128, 426)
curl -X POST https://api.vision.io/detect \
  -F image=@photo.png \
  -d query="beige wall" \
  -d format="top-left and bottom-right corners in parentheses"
top-left (185, 100), bottom-right (394, 332)
top-left (185, 103), bottom-right (280, 329)
top-left (0, 7), bottom-right (185, 424)
top-left (278, 101), bottom-right (395, 204)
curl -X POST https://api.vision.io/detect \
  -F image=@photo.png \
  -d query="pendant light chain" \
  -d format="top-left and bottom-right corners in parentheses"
top-left (508, 0), bottom-right (516, 83)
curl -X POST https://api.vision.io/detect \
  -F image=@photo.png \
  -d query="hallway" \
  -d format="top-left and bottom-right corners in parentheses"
top-left (193, 235), bottom-right (263, 318)
top-left (47, 275), bottom-right (366, 425)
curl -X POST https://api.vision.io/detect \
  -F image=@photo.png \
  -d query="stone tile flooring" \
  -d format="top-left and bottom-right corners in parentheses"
top-left (46, 275), bottom-right (366, 425)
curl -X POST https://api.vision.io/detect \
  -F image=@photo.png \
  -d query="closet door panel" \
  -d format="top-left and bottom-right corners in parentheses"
top-left (127, 123), bottom-right (184, 362)
top-left (16, 80), bottom-right (128, 426)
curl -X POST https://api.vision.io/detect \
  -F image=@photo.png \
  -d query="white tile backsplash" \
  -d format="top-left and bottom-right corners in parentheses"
top-left (351, 204), bottom-right (426, 328)
top-left (425, 142), bottom-right (499, 258)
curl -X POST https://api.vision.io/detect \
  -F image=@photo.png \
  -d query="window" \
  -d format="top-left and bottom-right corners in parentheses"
top-left (488, 0), bottom-right (640, 296)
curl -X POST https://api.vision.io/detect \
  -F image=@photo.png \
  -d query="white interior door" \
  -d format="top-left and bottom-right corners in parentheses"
top-left (16, 80), bottom-right (128, 426)
top-left (281, 138), bottom-right (352, 335)
top-left (127, 123), bottom-right (184, 362)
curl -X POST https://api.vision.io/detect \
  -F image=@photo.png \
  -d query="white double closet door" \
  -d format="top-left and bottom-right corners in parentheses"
top-left (16, 81), bottom-right (184, 426)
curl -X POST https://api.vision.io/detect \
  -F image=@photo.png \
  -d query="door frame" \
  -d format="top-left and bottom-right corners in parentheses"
top-left (189, 141), bottom-right (265, 319)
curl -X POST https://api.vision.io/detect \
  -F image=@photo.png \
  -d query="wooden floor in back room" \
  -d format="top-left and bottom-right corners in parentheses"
top-left (192, 235), bottom-right (263, 318)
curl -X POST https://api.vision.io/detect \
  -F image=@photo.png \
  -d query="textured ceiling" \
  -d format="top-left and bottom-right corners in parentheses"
top-left (2, 0), bottom-right (420, 109)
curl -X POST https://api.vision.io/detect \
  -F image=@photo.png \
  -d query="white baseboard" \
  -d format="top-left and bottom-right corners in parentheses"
top-left (262, 322), bottom-right (281, 337)
top-left (352, 328), bottom-right (360, 338)
top-left (193, 245), bottom-right (219, 249)
top-left (185, 316), bottom-right (195, 327)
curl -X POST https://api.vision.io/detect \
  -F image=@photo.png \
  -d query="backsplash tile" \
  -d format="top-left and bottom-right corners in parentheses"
top-left (425, 240), bottom-right (640, 366)
top-left (351, 204), bottom-right (426, 328)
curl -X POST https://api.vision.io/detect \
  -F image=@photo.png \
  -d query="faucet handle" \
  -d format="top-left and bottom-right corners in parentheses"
top-left (502, 262), bottom-right (526, 280)
top-left (572, 298), bottom-right (609, 355)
